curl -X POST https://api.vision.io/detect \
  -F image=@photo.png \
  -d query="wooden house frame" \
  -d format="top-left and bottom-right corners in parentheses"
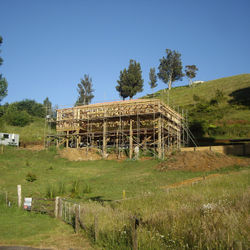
top-left (54, 99), bottom-right (184, 159)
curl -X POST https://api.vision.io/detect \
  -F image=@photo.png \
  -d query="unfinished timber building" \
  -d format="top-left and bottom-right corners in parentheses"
top-left (55, 99), bottom-right (185, 159)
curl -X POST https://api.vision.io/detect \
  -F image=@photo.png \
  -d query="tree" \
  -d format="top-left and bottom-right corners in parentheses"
top-left (43, 97), bottom-right (52, 115)
top-left (116, 59), bottom-right (144, 100)
top-left (75, 74), bottom-right (94, 106)
top-left (0, 36), bottom-right (8, 103)
top-left (149, 67), bottom-right (157, 89)
top-left (157, 49), bottom-right (183, 90)
top-left (185, 65), bottom-right (198, 86)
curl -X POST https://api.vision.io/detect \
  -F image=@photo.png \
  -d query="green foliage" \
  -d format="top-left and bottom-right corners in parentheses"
top-left (4, 107), bottom-right (32, 127)
top-left (157, 49), bottom-right (183, 90)
top-left (10, 99), bottom-right (45, 117)
top-left (46, 184), bottom-right (57, 198)
top-left (116, 59), bottom-right (144, 99)
top-left (70, 179), bottom-right (91, 198)
top-left (0, 36), bottom-right (8, 103)
top-left (0, 75), bottom-right (8, 103)
top-left (149, 67), bottom-right (157, 89)
top-left (26, 172), bottom-right (37, 182)
top-left (43, 97), bottom-right (52, 113)
top-left (185, 64), bottom-right (198, 85)
top-left (75, 74), bottom-right (94, 106)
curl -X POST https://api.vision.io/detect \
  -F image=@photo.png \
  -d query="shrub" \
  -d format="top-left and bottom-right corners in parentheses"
top-left (26, 172), bottom-right (37, 182)
top-left (4, 106), bottom-right (32, 127)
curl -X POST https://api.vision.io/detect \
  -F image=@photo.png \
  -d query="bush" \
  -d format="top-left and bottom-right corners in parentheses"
top-left (4, 105), bottom-right (32, 127)
top-left (26, 172), bottom-right (37, 182)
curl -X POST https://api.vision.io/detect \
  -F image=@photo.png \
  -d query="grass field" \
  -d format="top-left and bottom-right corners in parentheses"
top-left (0, 204), bottom-right (91, 249)
top-left (0, 146), bottom-right (208, 201)
top-left (149, 74), bottom-right (250, 107)
top-left (0, 146), bottom-right (249, 249)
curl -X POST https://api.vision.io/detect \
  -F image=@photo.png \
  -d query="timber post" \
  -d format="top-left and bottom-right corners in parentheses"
top-left (158, 116), bottom-right (162, 159)
top-left (103, 119), bottom-right (107, 158)
top-left (129, 119), bottom-right (133, 159)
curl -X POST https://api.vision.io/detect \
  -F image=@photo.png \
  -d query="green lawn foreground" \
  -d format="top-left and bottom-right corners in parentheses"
top-left (0, 205), bottom-right (91, 249)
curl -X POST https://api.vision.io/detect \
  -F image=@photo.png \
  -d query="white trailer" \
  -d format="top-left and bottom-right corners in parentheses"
top-left (0, 133), bottom-right (19, 146)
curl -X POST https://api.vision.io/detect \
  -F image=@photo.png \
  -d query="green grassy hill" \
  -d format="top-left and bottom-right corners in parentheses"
top-left (0, 147), bottom-right (249, 249)
top-left (145, 74), bottom-right (250, 140)
top-left (1, 117), bottom-right (53, 145)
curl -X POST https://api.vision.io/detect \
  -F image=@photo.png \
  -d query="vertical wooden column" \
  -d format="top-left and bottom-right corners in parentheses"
top-left (158, 116), bottom-right (162, 159)
top-left (66, 131), bottom-right (69, 148)
top-left (129, 119), bottom-right (133, 159)
top-left (116, 131), bottom-right (119, 154)
top-left (103, 119), bottom-right (107, 158)
top-left (76, 129), bottom-right (79, 148)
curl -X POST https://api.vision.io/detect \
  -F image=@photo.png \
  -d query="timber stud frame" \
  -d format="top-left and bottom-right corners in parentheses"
top-left (55, 99), bottom-right (183, 159)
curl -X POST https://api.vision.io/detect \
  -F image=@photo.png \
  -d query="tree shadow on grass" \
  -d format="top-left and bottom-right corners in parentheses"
top-left (229, 87), bottom-right (250, 108)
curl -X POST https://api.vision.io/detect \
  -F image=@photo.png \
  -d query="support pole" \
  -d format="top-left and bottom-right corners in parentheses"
top-left (17, 185), bottom-right (21, 208)
top-left (103, 119), bottom-right (107, 158)
top-left (158, 116), bottom-right (162, 159)
top-left (129, 119), bottom-right (133, 159)
top-left (66, 131), bottom-right (69, 148)
top-left (76, 130), bottom-right (79, 149)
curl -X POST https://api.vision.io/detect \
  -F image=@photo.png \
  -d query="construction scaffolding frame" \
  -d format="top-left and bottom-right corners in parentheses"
top-left (53, 99), bottom-right (185, 159)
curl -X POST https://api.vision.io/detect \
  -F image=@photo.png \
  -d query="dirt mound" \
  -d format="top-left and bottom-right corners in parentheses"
top-left (20, 142), bottom-right (45, 151)
top-left (58, 148), bottom-right (127, 161)
top-left (59, 148), bottom-right (102, 161)
top-left (157, 151), bottom-right (250, 172)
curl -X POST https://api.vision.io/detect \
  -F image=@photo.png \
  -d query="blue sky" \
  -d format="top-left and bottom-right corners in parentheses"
top-left (0, 0), bottom-right (250, 108)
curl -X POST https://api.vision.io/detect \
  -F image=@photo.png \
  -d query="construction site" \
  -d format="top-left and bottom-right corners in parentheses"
top-left (52, 99), bottom-right (189, 159)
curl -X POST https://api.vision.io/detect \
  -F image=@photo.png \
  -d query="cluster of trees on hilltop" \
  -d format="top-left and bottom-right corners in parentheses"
top-left (115, 49), bottom-right (198, 100)
top-left (75, 49), bottom-right (199, 106)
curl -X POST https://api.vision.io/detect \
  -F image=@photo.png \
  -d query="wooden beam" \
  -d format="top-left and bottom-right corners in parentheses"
top-left (158, 116), bottom-right (162, 159)
top-left (103, 119), bottom-right (107, 158)
top-left (66, 131), bottom-right (69, 148)
top-left (129, 119), bottom-right (133, 159)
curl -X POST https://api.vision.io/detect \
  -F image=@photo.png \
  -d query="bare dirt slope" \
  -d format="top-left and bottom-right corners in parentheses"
top-left (157, 151), bottom-right (250, 172)
top-left (58, 148), bottom-right (127, 161)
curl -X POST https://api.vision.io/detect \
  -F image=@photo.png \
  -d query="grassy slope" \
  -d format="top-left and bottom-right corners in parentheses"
top-left (0, 147), bottom-right (249, 248)
top-left (145, 74), bottom-right (250, 139)
top-left (1, 117), bottom-right (55, 144)
top-left (152, 74), bottom-right (250, 107)
top-left (0, 147), bottom-right (206, 201)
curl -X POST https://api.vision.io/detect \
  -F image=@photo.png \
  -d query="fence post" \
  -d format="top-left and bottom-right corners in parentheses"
top-left (131, 216), bottom-right (138, 250)
top-left (17, 185), bottom-right (21, 208)
top-left (94, 215), bottom-right (99, 242)
top-left (58, 198), bottom-right (63, 218)
top-left (54, 196), bottom-right (59, 218)
top-left (74, 205), bottom-right (79, 233)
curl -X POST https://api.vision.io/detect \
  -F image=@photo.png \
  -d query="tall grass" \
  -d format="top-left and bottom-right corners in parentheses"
top-left (77, 170), bottom-right (249, 249)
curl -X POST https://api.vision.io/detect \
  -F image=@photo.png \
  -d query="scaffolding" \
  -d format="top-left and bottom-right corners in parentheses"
top-left (53, 99), bottom-right (185, 159)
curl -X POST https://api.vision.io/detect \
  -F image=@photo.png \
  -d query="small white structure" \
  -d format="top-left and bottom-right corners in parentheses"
top-left (23, 197), bottom-right (32, 211)
top-left (192, 80), bottom-right (204, 85)
top-left (0, 133), bottom-right (19, 146)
